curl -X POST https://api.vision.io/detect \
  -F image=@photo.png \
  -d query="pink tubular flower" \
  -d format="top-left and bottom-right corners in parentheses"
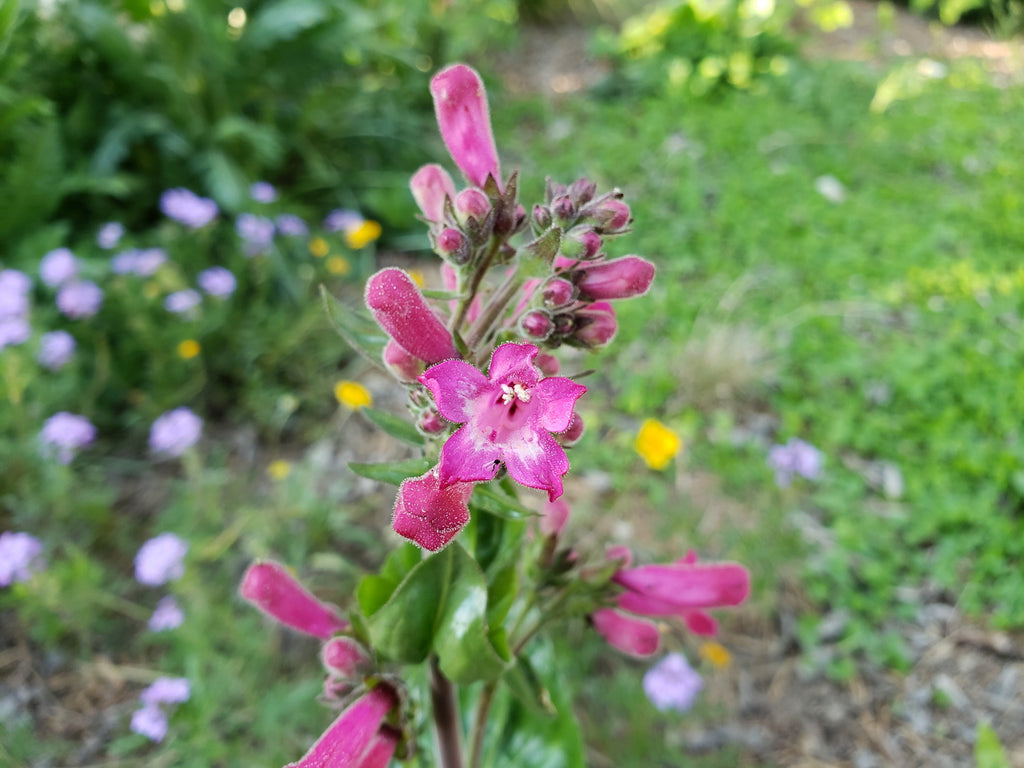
top-left (410, 164), bottom-right (456, 223)
top-left (574, 256), bottom-right (655, 301)
top-left (612, 550), bottom-right (750, 637)
top-left (591, 608), bottom-right (661, 657)
top-left (240, 561), bottom-right (349, 639)
top-left (391, 466), bottom-right (475, 552)
top-left (365, 268), bottom-right (458, 365)
top-left (419, 342), bottom-right (586, 501)
top-left (570, 301), bottom-right (617, 348)
top-left (285, 686), bottom-right (399, 768)
top-left (430, 64), bottom-right (500, 189)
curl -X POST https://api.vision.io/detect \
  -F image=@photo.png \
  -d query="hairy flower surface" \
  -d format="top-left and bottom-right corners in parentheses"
top-left (392, 467), bottom-right (474, 551)
top-left (240, 561), bottom-right (349, 639)
top-left (284, 685), bottom-right (398, 768)
top-left (419, 342), bottom-right (586, 500)
top-left (135, 533), bottom-right (189, 586)
top-left (643, 652), bottom-right (703, 712)
top-left (430, 64), bottom-right (500, 189)
top-left (365, 268), bottom-right (458, 365)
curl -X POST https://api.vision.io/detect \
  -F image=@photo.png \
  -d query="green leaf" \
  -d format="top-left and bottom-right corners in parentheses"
top-left (503, 655), bottom-right (556, 718)
top-left (975, 722), bottom-right (1010, 768)
top-left (472, 484), bottom-right (536, 520)
top-left (348, 458), bottom-right (432, 486)
top-left (203, 150), bottom-right (247, 211)
top-left (363, 545), bottom-right (510, 683)
top-left (361, 407), bottom-right (425, 446)
top-left (244, 0), bottom-right (330, 49)
top-left (356, 543), bottom-right (421, 617)
top-left (319, 285), bottom-right (388, 366)
top-left (0, 0), bottom-right (20, 57)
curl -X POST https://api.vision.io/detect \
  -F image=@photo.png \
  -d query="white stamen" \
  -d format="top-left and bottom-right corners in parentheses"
top-left (513, 383), bottom-right (531, 403)
top-left (500, 383), bottom-right (531, 405)
top-left (501, 384), bottom-right (516, 405)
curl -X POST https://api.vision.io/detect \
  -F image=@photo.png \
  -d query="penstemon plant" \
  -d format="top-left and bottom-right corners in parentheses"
top-left (239, 63), bottom-right (751, 768)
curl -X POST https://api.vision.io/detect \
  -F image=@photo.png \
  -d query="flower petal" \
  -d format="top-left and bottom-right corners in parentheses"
top-left (419, 360), bottom-right (490, 424)
top-left (285, 686), bottom-right (397, 768)
top-left (240, 561), bottom-right (349, 639)
top-left (392, 467), bottom-right (474, 551)
top-left (533, 376), bottom-right (587, 433)
top-left (501, 430), bottom-right (569, 501)
top-left (438, 424), bottom-right (503, 485)
top-left (486, 342), bottom-right (540, 386)
top-left (614, 562), bottom-right (750, 609)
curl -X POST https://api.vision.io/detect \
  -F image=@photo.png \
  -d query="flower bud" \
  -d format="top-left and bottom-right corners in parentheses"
top-left (571, 301), bottom-right (617, 348)
top-left (542, 278), bottom-right (576, 308)
top-left (430, 64), bottom-right (501, 189)
top-left (533, 205), bottom-right (553, 231)
top-left (569, 177), bottom-right (597, 205)
top-left (600, 198), bottom-right (631, 231)
top-left (321, 636), bottom-right (370, 678)
top-left (535, 352), bottom-right (560, 376)
top-left (520, 310), bottom-right (553, 341)
top-left (576, 256), bottom-right (655, 301)
top-left (576, 229), bottom-right (603, 259)
top-left (366, 268), bottom-right (459, 365)
top-left (436, 227), bottom-right (470, 264)
top-left (558, 411), bottom-right (585, 446)
top-left (392, 466), bottom-right (475, 552)
top-left (410, 164), bottom-right (456, 222)
top-left (455, 188), bottom-right (490, 221)
top-left (418, 409), bottom-right (447, 434)
top-left (240, 561), bottom-right (349, 639)
top-left (553, 195), bottom-right (576, 222)
top-left (383, 340), bottom-right (423, 383)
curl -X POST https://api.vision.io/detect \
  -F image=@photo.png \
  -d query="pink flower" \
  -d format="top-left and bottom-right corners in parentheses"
top-left (591, 608), bottom-right (661, 657)
top-left (240, 561), bottom-right (349, 639)
top-left (284, 685), bottom-right (399, 768)
top-left (430, 64), bottom-right (500, 189)
top-left (612, 550), bottom-right (750, 637)
top-left (572, 256), bottom-right (655, 301)
top-left (419, 342), bottom-right (586, 501)
top-left (410, 164), bottom-right (456, 222)
top-left (365, 268), bottom-right (458, 365)
top-left (391, 466), bottom-right (475, 552)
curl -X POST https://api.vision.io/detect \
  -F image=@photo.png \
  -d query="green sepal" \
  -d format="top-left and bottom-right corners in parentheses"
top-left (520, 226), bottom-right (562, 273)
top-left (360, 407), bottom-right (425, 446)
top-left (319, 285), bottom-right (388, 367)
top-left (362, 544), bottom-right (511, 684)
top-left (348, 458), bottom-right (432, 486)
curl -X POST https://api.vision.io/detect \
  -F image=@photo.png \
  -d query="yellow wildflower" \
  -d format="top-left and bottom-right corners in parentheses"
top-left (326, 256), bottom-right (351, 276)
top-left (344, 220), bottom-right (382, 250)
top-left (635, 418), bottom-right (681, 470)
top-left (267, 459), bottom-right (292, 481)
top-left (407, 269), bottom-right (425, 287)
top-left (177, 339), bottom-right (201, 359)
top-left (309, 237), bottom-right (329, 258)
top-left (334, 380), bottom-right (372, 410)
top-left (699, 641), bottom-right (733, 669)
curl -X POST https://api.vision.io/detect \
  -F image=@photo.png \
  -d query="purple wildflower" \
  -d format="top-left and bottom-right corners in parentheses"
top-left (134, 533), bottom-right (189, 586)
top-left (323, 208), bottom-right (363, 233)
top-left (197, 266), bottom-right (236, 298)
top-left (160, 188), bottom-right (218, 228)
top-left (39, 412), bottom-right (96, 464)
top-left (37, 330), bottom-right (76, 370)
top-left (39, 248), bottom-right (79, 288)
top-left (0, 269), bottom-right (31, 318)
top-left (235, 213), bottom-right (275, 255)
top-left (130, 705), bottom-right (168, 742)
top-left (0, 532), bottom-right (45, 586)
top-left (275, 214), bottom-right (308, 237)
top-left (148, 407), bottom-right (202, 457)
top-left (97, 222), bottom-right (125, 249)
top-left (643, 652), bottom-right (704, 712)
top-left (249, 181), bottom-right (277, 203)
top-left (111, 248), bottom-right (167, 277)
top-left (148, 595), bottom-right (185, 632)
top-left (0, 317), bottom-right (31, 350)
top-left (768, 437), bottom-right (824, 487)
top-left (56, 281), bottom-right (103, 319)
top-left (163, 289), bottom-right (201, 315)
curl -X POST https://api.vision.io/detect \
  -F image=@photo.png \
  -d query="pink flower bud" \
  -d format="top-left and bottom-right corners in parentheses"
top-left (595, 198), bottom-right (631, 232)
top-left (392, 466), bottom-right (475, 551)
top-left (591, 608), bottom-right (660, 657)
top-left (576, 229), bottom-right (603, 259)
top-left (576, 256), bottom-right (655, 301)
top-left (285, 685), bottom-right (398, 768)
top-left (535, 352), bottom-right (560, 376)
top-left (571, 302), bottom-right (617, 348)
top-left (533, 205), bottom-right (552, 230)
top-left (321, 636), bottom-right (370, 678)
top-left (437, 228), bottom-right (465, 254)
top-left (418, 409), bottom-right (446, 434)
top-left (553, 195), bottom-right (575, 221)
top-left (455, 188), bottom-right (490, 221)
top-left (521, 310), bottom-right (553, 340)
top-left (366, 268), bottom-right (459, 364)
top-left (542, 278), bottom-right (576, 308)
top-left (558, 411), bottom-right (585, 446)
top-left (430, 64), bottom-right (500, 189)
top-left (240, 561), bottom-right (349, 640)
top-left (410, 164), bottom-right (456, 222)
top-left (569, 177), bottom-right (597, 204)
top-left (382, 339), bottom-right (423, 383)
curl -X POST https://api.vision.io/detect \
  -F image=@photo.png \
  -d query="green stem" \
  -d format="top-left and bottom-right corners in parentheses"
top-left (464, 268), bottom-right (526, 362)
top-left (468, 681), bottom-right (497, 768)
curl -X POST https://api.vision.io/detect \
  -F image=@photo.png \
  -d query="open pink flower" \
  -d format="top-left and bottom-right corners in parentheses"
top-left (240, 561), bottom-right (349, 639)
top-left (419, 343), bottom-right (586, 501)
top-left (430, 64), bottom-right (500, 189)
top-left (285, 685), bottom-right (399, 768)
top-left (392, 466), bottom-right (475, 552)
top-left (612, 550), bottom-right (750, 637)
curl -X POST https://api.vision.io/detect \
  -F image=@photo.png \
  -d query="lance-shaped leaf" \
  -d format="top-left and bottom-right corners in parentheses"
top-left (320, 285), bottom-right (388, 366)
top-left (349, 458), bottom-right (433, 486)
top-left (360, 407), bottom-right (425, 447)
